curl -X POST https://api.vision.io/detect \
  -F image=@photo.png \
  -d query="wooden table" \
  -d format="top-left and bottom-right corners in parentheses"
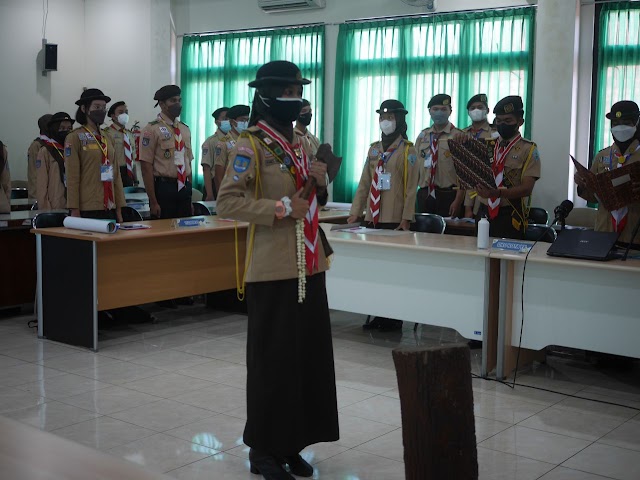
top-left (0, 415), bottom-right (170, 479)
top-left (324, 228), bottom-right (494, 376)
top-left (0, 211), bottom-right (48, 308)
top-left (34, 217), bottom-right (247, 350)
top-left (492, 243), bottom-right (640, 378)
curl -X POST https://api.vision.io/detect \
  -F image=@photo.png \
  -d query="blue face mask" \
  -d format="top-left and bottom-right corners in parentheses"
top-left (220, 120), bottom-right (231, 134)
top-left (235, 120), bottom-right (249, 134)
top-left (430, 110), bottom-right (450, 126)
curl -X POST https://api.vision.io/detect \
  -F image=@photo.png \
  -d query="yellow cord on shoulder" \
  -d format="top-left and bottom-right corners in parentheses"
top-left (234, 134), bottom-right (262, 301)
top-left (403, 145), bottom-right (409, 198)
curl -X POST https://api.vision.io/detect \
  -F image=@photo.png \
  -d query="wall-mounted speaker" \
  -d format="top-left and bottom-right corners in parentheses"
top-left (44, 43), bottom-right (58, 71)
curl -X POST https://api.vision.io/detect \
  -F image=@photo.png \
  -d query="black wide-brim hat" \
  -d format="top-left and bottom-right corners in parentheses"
top-left (606, 100), bottom-right (640, 120)
top-left (248, 61), bottom-right (311, 88)
top-left (48, 112), bottom-right (73, 127)
top-left (376, 99), bottom-right (408, 115)
top-left (75, 88), bottom-right (111, 106)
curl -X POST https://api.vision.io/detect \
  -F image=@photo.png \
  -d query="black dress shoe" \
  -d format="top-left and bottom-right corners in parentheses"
top-left (378, 318), bottom-right (403, 332)
top-left (249, 449), bottom-right (295, 480)
top-left (363, 316), bottom-right (384, 330)
top-left (283, 454), bottom-right (314, 477)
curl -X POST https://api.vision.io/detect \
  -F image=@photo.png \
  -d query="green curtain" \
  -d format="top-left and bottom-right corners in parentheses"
top-left (594, 2), bottom-right (640, 156)
top-left (181, 25), bottom-right (325, 190)
top-left (333, 7), bottom-right (536, 202)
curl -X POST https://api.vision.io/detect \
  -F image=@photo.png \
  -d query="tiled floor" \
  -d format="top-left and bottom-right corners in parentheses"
top-left (1, 304), bottom-right (639, 479)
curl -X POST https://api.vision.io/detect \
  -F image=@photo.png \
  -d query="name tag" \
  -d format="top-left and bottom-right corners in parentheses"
top-left (379, 172), bottom-right (391, 191)
top-left (491, 239), bottom-right (533, 253)
top-left (177, 217), bottom-right (205, 227)
top-left (100, 165), bottom-right (114, 182)
top-left (174, 150), bottom-right (185, 166)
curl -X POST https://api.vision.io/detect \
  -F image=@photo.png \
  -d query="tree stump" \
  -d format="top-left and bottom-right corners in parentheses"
top-left (392, 344), bottom-right (478, 480)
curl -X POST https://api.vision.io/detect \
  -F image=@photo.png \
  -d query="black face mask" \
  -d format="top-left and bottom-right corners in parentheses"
top-left (260, 96), bottom-right (303, 124)
top-left (168, 104), bottom-right (182, 119)
top-left (497, 123), bottom-right (519, 140)
top-left (88, 109), bottom-right (107, 126)
top-left (53, 131), bottom-right (69, 145)
top-left (298, 112), bottom-right (312, 126)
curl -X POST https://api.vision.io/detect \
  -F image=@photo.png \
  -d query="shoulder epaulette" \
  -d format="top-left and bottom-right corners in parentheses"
top-left (149, 120), bottom-right (159, 125)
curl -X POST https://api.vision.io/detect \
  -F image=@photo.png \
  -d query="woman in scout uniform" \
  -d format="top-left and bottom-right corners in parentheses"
top-left (217, 60), bottom-right (338, 480)
top-left (294, 99), bottom-right (321, 156)
top-left (473, 95), bottom-right (541, 239)
top-left (462, 94), bottom-right (498, 218)
top-left (576, 100), bottom-right (640, 246)
top-left (27, 115), bottom-right (53, 200)
top-left (0, 141), bottom-right (9, 214)
top-left (66, 89), bottom-right (125, 222)
top-left (348, 99), bottom-right (419, 231)
top-left (213, 104), bottom-right (250, 193)
top-left (104, 101), bottom-right (137, 187)
top-left (36, 112), bottom-right (73, 210)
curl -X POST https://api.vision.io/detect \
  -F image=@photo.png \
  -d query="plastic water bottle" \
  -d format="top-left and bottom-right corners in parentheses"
top-left (477, 217), bottom-right (490, 249)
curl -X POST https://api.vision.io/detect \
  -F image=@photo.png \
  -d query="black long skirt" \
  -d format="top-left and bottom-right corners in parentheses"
top-left (243, 272), bottom-right (339, 456)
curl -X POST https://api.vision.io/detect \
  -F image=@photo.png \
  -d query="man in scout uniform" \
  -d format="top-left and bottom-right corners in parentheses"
top-left (576, 100), bottom-right (640, 246)
top-left (463, 94), bottom-right (498, 218)
top-left (66, 88), bottom-right (126, 222)
top-left (201, 106), bottom-right (230, 200)
top-left (294, 99), bottom-right (321, 157)
top-left (213, 104), bottom-right (250, 192)
top-left (27, 114), bottom-right (53, 199)
top-left (36, 112), bottom-right (73, 211)
top-left (103, 101), bottom-right (137, 187)
top-left (474, 95), bottom-right (541, 239)
top-left (348, 99), bottom-right (419, 232)
top-left (139, 84), bottom-right (194, 219)
top-left (415, 94), bottom-right (464, 216)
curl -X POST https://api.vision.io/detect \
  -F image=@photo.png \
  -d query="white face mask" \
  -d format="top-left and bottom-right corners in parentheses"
top-left (380, 119), bottom-right (396, 135)
top-left (117, 113), bottom-right (129, 126)
top-left (469, 108), bottom-right (487, 122)
top-left (235, 120), bottom-right (249, 133)
top-left (611, 124), bottom-right (637, 143)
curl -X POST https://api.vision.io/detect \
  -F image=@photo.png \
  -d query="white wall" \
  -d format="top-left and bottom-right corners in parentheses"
top-left (171, 0), bottom-right (596, 215)
top-left (0, 0), bottom-right (173, 183)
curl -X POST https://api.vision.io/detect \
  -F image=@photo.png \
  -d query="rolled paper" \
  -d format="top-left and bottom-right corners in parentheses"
top-left (325, 202), bottom-right (351, 210)
top-left (63, 216), bottom-right (117, 234)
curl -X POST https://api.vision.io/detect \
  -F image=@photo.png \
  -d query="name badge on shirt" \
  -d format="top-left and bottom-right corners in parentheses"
top-left (100, 165), bottom-right (114, 182)
top-left (379, 172), bottom-right (392, 191)
top-left (424, 155), bottom-right (433, 168)
top-left (174, 150), bottom-right (185, 167)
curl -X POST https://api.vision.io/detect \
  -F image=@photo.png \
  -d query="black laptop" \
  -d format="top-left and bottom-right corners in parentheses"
top-left (546, 229), bottom-right (620, 261)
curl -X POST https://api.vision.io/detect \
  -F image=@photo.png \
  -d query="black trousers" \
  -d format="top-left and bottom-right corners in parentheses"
top-left (153, 177), bottom-right (192, 219)
top-left (417, 187), bottom-right (460, 217)
top-left (119, 166), bottom-right (134, 187)
top-left (244, 273), bottom-right (339, 455)
top-left (476, 204), bottom-right (525, 240)
top-left (80, 210), bottom-right (116, 220)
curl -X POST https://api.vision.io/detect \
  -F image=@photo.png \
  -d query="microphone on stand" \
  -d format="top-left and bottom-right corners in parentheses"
top-left (553, 200), bottom-right (574, 230)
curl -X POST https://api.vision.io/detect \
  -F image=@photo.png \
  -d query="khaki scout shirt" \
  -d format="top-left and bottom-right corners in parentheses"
top-left (294, 127), bottom-right (321, 157)
top-left (36, 146), bottom-right (66, 211)
top-left (0, 145), bottom-right (10, 214)
top-left (591, 140), bottom-right (640, 244)
top-left (102, 124), bottom-right (138, 181)
top-left (139, 113), bottom-right (193, 179)
top-left (28, 138), bottom-right (47, 200)
top-left (216, 125), bottom-right (329, 283)
top-left (350, 136), bottom-right (419, 223)
top-left (200, 130), bottom-right (226, 172)
top-left (213, 130), bottom-right (239, 171)
top-left (415, 123), bottom-right (463, 189)
top-left (463, 122), bottom-right (498, 211)
top-left (474, 136), bottom-right (541, 208)
top-left (64, 127), bottom-right (126, 211)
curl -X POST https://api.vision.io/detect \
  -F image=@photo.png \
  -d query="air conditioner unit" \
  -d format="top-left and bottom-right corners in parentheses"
top-left (258, 0), bottom-right (326, 14)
